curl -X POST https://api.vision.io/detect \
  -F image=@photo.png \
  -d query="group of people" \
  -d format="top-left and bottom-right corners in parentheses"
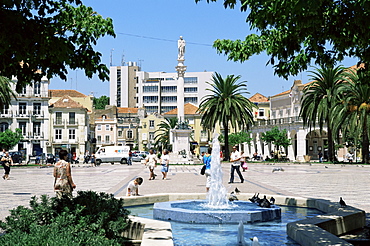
top-left (202, 146), bottom-right (246, 192)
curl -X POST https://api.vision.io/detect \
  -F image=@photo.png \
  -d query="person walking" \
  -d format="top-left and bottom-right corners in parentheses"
top-left (128, 151), bottom-right (133, 165)
top-left (145, 149), bottom-right (158, 180)
top-left (203, 148), bottom-right (212, 192)
top-left (160, 149), bottom-right (170, 180)
top-left (318, 151), bottom-right (323, 163)
top-left (90, 152), bottom-right (96, 167)
top-left (2, 152), bottom-right (13, 180)
top-left (53, 150), bottom-right (76, 198)
top-left (229, 146), bottom-right (244, 184)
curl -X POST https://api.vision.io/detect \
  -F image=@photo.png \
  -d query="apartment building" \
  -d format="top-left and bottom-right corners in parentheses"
top-left (0, 78), bottom-right (50, 158)
top-left (109, 64), bottom-right (214, 114)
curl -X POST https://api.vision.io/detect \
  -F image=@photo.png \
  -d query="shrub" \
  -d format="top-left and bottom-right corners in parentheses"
top-left (0, 191), bottom-right (131, 245)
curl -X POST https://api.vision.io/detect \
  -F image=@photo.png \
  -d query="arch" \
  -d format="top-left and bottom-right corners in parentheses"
top-left (305, 130), bottom-right (328, 160)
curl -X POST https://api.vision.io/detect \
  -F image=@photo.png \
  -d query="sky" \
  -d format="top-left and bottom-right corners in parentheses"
top-left (50, 0), bottom-right (358, 98)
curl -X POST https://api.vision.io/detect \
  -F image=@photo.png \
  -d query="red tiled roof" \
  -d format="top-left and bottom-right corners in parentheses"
top-left (117, 107), bottom-right (139, 113)
top-left (49, 90), bottom-right (88, 98)
top-left (249, 93), bottom-right (269, 102)
top-left (50, 95), bottom-right (86, 109)
top-left (164, 103), bottom-right (199, 115)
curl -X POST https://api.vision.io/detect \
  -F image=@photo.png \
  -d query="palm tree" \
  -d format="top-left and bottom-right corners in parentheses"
top-left (332, 67), bottom-right (370, 163)
top-left (197, 72), bottom-right (256, 161)
top-left (0, 76), bottom-right (16, 110)
top-left (300, 65), bottom-right (344, 162)
top-left (154, 117), bottom-right (178, 151)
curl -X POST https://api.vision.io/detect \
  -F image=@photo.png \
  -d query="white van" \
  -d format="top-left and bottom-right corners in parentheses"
top-left (95, 146), bottom-right (130, 165)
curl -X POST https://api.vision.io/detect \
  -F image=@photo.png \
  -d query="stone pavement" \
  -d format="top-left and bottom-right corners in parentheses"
top-left (1, 161), bottom-right (370, 221)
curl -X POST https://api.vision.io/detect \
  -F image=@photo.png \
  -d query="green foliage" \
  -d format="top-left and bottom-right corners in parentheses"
top-left (93, 95), bottom-right (110, 110)
top-left (0, 77), bottom-right (16, 110)
top-left (0, 128), bottom-right (23, 150)
top-left (0, 191), bottom-right (130, 245)
top-left (154, 117), bottom-right (178, 151)
top-left (261, 126), bottom-right (291, 152)
top-left (228, 131), bottom-right (252, 147)
top-left (300, 65), bottom-right (345, 162)
top-left (196, 0), bottom-right (370, 78)
top-left (332, 68), bottom-right (370, 163)
top-left (198, 72), bottom-right (256, 160)
top-left (0, 0), bottom-right (115, 92)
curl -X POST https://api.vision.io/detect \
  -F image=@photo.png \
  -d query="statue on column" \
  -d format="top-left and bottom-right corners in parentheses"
top-left (178, 36), bottom-right (185, 60)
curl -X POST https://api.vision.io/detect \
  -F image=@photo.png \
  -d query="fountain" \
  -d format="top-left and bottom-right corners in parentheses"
top-left (153, 134), bottom-right (281, 224)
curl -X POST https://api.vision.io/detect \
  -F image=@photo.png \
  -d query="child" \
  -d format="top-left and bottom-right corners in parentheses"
top-left (126, 177), bottom-right (143, 196)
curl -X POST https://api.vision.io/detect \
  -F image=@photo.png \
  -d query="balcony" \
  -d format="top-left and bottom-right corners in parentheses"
top-left (67, 120), bottom-right (79, 125)
top-left (54, 119), bottom-right (65, 125)
top-left (254, 116), bottom-right (303, 127)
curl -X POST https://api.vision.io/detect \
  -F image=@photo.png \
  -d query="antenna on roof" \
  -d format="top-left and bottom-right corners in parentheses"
top-left (121, 50), bottom-right (125, 66)
top-left (110, 48), bottom-right (114, 66)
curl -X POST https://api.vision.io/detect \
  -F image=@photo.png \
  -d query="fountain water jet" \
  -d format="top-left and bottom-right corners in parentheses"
top-left (153, 134), bottom-right (281, 224)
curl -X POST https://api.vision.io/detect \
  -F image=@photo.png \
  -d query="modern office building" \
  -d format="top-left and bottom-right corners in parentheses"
top-left (109, 63), bottom-right (214, 114)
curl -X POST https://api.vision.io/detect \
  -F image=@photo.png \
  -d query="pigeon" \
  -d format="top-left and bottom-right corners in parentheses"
top-left (339, 197), bottom-right (347, 207)
top-left (235, 187), bottom-right (241, 194)
top-left (270, 197), bottom-right (275, 205)
top-left (229, 191), bottom-right (238, 202)
top-left (250, 236), bottom-right (260, 246)
top-left (272, 167), bottom-right (284, 173)
top-left (325, 166), bottom-right (328, 168)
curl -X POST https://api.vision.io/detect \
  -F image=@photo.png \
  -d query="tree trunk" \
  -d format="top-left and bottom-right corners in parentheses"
top-left (224, 120), bottom-right (230, 161)
top-left (362, 117), bottom-right (370, 163)
top-left (327, 126), bottom-right (335, 163)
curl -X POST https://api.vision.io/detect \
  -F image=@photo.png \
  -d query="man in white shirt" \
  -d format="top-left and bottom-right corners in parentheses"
top-left (229, 146), bottom-right (244, 184)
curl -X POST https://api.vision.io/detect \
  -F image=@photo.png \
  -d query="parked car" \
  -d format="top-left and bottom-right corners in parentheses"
top-left (46, 154), bottom-right (56, 164)
top-left (131, 153), bottom-right (145, 162)
top-left (9, 151), bottom-right (23, 164)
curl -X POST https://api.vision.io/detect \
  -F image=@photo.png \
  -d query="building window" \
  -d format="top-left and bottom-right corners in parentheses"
top-left (143, 86), bottom-right (158, 93)
top-left (149, 132), bottom-right (155, 141)
top-left (33, 103), bottom-right (41, 115)
top-left (161, 106), bottom-right (176, 114)
top-left (21, 86), bottom-right (26, 95)
top-left (69, 112), bottom-right (76, 124)
top-left (143, 96), bottom-right (158, 104)
top-left (105, 124), bottom-right (110, 131)
top-left (144, 106), bottom-right (158, 114)
top-left (97, 124), bottom-right (101, 131)
top-left (184, 77), bottom-right (198, 84)
top-left (184, 97), bottom-right (197, 104)
top-left (19, 122), bottom-right (27, 135)
top-left (56, 112), bottom-right (62, 124)
top-left (0, 122), bottom-right (9, 132)
top-left (127, 130), bottom-right (133, 139)
top-left (69, 129), bottom-right (76, 140)
top-left (184, 87), bottom-right (197, 93)
top-left (55, 129), bottom-right (62, 140)
top-left (33, 122), bottom-right (41, 136)
top-left (149, 120), bottom-right (155, 128)
top-left (188, 118), bottom-right (194, 124)
top-left (161, 86), bottom-right (177, 93)
top-left (97, 135), bottom-right (101, 143)
top-left (105, 135), bottom-right (110, 143)
top-left (161, 96), bottom-right (177, 102)
top-left (201, 130), bottom-right (207, 138)
top-left (19, 102), bottom-right (27, 115)
top-left (34, 82), bottom-right (41, 95)
top-left (2, 104), bottom-right (9, 114)
top-left (259, 109), bottom-right (264, 117)
top-left (118, 130), bottom-right (122, 137)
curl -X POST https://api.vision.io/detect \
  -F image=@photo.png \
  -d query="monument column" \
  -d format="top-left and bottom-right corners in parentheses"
top-left (170, 36), bottom-right (193, 164)
top-left (176, 36), bottom-right (186, 122)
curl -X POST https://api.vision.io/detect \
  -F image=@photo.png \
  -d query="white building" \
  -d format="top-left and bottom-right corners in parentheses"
top-left (109, 64), bottom-right (214, 114)
top-left (48, 95), bottom-right (90, 159)
top-left (0, 78), bottom-right (50, 158)
top-left (245, 80), bottom-right (348, 162)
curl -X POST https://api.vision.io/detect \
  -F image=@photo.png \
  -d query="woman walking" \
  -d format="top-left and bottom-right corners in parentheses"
top-left (145, 149), bottom-right (158, 180)
top-left (160, 149), bottom-right (170, 180)
top-left (2, 152), bottom-right (13, 180)
top-left (54, 150), bottom-right (76, 198)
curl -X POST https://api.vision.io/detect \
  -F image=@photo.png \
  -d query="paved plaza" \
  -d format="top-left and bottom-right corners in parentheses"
top-left (1, 161), bottom-right (370, 221)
